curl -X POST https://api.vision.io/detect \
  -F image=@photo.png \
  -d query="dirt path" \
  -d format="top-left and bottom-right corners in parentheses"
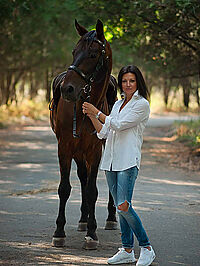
top-left (0, 118), bottom-right (199, 265)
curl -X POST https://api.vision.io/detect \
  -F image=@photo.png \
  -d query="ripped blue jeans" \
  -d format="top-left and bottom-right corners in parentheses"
top-left (106, 166), bottom-right (150, 249)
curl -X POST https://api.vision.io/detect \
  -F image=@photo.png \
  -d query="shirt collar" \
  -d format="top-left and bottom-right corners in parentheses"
top-left (133, 90), bottom-right (139, 98)
top-left (129, 90), bottom-right (140, 103)
top-left (121, 90), bottom-right (140, 103)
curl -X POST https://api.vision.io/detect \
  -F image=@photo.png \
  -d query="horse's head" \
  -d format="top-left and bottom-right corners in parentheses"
top-left (60, 19), bottom-right (112, 102)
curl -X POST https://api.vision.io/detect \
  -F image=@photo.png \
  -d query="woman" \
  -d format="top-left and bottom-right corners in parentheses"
top-left (82, 65), bottom-right (155, 266)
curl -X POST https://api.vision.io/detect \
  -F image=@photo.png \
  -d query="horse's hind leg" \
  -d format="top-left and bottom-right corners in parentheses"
top-left (105, 192), bottom-right (118, 230)
top-left (74, 157), bottom-right (88, 231)
top-left (52, 143), bottom-right (72, 247)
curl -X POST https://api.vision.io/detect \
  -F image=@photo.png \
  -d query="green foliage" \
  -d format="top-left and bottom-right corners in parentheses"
top-left (0, 0), bottom-right (199, 108)
top-left (76, 0), bottom-right (200, 77)
top-left (0, 0), bottom-right (79, 73)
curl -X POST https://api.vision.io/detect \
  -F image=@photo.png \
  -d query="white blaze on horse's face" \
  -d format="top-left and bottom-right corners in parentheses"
top-left (60, 19), bottom-right (108, 103)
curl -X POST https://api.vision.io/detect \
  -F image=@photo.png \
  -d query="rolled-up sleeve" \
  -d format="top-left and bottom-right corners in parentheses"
top-left (106, 101), bottom-right (150, 132)
top-left (96, 115), bottom-right (111, 139)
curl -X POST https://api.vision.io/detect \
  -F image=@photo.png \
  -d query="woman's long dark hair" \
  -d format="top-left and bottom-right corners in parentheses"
top-left (118, 65), bottom-right (149, 100)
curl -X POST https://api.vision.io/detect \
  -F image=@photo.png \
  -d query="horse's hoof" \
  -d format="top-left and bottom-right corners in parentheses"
top-left (52, 237), bottom-right (66, 247)
top-left (105, 221), bottom-right (118, 230)
top-left (82, 236), bottom-right (99, 250)
top-left (77, 222), bottom-right (87, 231)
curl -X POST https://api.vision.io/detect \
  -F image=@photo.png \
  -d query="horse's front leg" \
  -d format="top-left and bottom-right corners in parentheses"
top-left (83, 148), bottom-right (101, 250)
top-left (52, 143), bottom-right (72, 247)
top-left (74, 157), bottom-right (88, 231)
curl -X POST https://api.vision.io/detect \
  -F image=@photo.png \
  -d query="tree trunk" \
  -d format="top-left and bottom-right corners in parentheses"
top-left (20, 77), bottom-right (25, 100)
top-left (163, 79), bottom-right (170, 107)
top-left (30, 71), bottom-right (34, 99)
top-left (195, 86), bottom-right (200, 106)
top-left (45, 68), bottom-right (51, 103)
top-left (10, 71), bottom-right (24, 104)
top-left (197, 60), bottom-right (200, 106)
top-left (0, 73), bottom-right (5, 106)
top-left (181, 78), bottom-right (190, 109)
top-left (5, 72), bottom-right (12, 105)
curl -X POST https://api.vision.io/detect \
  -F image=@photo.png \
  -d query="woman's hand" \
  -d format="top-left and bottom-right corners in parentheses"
top-left (82, 102), bottom-right (104, 133)
top-left (82, 102), bottom-right (98, 117)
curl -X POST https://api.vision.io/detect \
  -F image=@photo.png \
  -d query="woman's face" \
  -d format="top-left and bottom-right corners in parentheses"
top-left (121, 72), bottom-right (137, 100)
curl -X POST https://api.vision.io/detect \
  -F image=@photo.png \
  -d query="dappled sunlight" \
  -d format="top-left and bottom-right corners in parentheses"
top-left (141, 160), bottom-right (159, 165)
top-left (34, 253), bottom-right (108, 265)
top-left (0, 180), bottom-right (15, 184)
top-left (145, 191), bottom-right (199, 200)
top-left (9, 190), bottom-right (58, 198)
top-left (134, 206), bottom-right (155, 212)
top-left (0, 189), bottom-right (11, 194)
top-left (145, 135), bottom-right (177, 142)
top-left (0, 164), bottom-right (14, 169)
top-left (141, 176), bottom-right (200, 187)
top-left (0, 210), bottom-right (47, 216)
top-left (68, 199), bottom-right (82, 205)
top-left (22, 126), bottom-right (51, 131)
top-left (168, 261), bottom-right (187, 265)
top-left (0, 240), bottom-right (109, 265)
top-left (0, 140), bottom-right (56, 151)
top-left (96, 198), bottom-right (108, 207)
top-left (16, 163), bottom-right (43, 169)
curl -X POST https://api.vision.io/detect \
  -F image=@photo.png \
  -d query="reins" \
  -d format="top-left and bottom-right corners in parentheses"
top-left (72, 99), bottom-right (105, 138)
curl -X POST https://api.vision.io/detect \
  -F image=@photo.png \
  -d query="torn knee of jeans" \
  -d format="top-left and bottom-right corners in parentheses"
top-left (117, 200), bottom-right (130, 212)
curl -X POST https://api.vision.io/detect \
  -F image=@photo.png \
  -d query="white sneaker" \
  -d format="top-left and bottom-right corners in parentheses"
top-left (136, 246), bottom-right (156, 266)
top-left (108, 248), bottom-right (137, 265)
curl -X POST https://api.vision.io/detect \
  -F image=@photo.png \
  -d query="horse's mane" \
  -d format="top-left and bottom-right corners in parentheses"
top-left (75, 30), bottom-right (97, 50)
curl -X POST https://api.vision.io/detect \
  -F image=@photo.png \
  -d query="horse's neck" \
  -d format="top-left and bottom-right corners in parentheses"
top-left (91, 72), bottom-right (110, 108)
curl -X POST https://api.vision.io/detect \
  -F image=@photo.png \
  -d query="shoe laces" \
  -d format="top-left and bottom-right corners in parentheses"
top-left (110, 248), bottom-right (124, 259)
top-left (141, 247), bottom-right (151, 255)
top-left (117, 248), bottom-right (125, 254)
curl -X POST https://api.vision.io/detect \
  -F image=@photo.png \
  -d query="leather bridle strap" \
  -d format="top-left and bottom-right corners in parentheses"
top-left (68, 65), bottom-right (87, 82)
top-left (73, 103), bottom-right (86, 138)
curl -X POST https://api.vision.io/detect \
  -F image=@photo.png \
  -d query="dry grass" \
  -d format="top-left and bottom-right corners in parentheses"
top-left (0, 99), bottom-right (49, 128)
top-left (150, 89), bottom-right (200, 114)
top-left (174, 119), bottom-right (200, 147)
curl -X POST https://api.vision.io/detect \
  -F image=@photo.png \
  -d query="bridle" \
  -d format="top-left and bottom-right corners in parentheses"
top-left (68, 38), bottom-right (108, 99)
top-left (67, 36), bottom-right (109, 138)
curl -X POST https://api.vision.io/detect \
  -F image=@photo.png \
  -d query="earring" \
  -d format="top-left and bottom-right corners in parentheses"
top-left (120, 92), bottom-right (126, 100)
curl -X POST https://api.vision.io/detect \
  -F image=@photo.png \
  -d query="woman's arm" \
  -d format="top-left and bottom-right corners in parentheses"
top-left (105, 100), bottom-right (150, 132)
top-left (86, 114), bottom-right (103, 133)
top-left (82, 102), bottom-right (106, 124)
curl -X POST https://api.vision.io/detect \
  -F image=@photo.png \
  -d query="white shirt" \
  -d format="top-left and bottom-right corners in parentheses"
top-left (97, 90), bottom-right (150, 171)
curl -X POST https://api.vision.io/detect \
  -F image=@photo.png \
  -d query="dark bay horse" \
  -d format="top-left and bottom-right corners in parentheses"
top-left (50, 19), bottom-right (117, 249)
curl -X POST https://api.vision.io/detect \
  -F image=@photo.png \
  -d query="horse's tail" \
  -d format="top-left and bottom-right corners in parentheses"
top-left (49, 76), bottom-right (58, 134)
top-left (49, 71), bottom-right (67, 134)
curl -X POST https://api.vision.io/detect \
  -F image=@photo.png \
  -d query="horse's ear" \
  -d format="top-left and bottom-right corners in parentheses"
top-left (96, 19), bottom-right (105, 41)
top-left (75, 19), bottom-right (88, 36)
